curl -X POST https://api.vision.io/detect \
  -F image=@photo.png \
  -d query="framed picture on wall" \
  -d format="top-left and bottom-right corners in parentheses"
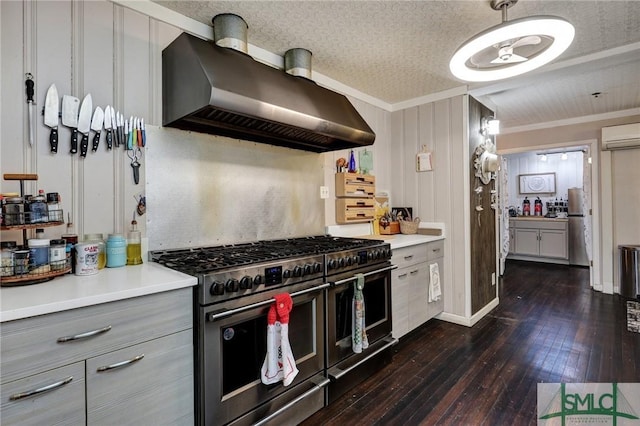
top-left (518, 172), bottom-right (556, 194)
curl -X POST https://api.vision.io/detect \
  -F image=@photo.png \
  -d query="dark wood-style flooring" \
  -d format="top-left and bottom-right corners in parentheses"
top-left (302, 260), bottom-right (640, 425)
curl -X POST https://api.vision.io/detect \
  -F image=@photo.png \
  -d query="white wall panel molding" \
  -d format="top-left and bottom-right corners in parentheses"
top-left (72, 0), bottom-right (85, 237)
top-left (23, 0), bottom-right (37, 177)
top-left (112, 2), bottom-right (126, 233)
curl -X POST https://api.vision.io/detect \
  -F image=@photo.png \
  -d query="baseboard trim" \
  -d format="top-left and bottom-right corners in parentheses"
top-left (436, 298), bottom-right (500, 327)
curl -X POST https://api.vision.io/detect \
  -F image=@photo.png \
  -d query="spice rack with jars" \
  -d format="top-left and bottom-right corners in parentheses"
top-left (1, 174), bottom-right (70, 286)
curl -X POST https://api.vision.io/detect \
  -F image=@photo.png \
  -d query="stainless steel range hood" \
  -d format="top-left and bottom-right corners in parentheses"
top-left (162, 32), bottom-right (376, 152)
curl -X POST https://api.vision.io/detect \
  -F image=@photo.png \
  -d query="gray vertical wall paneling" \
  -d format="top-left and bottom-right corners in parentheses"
top-left (112, 3), bottom-right (126, 233)
top-left (402, 107), bottom-right (418, 210)
top-left (417, 103), bottom-right (435, 220)
top-left (390, 110), bottom-right (405, 205)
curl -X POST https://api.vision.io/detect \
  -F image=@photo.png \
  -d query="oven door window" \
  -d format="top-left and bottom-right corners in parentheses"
top-left (220, 300), bottom-right (315, 395)
top-left (335, 275), bottom-right (387, 342)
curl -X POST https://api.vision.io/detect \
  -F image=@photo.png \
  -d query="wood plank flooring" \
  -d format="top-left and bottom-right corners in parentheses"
top-left (302, 260), bottom-right (640, 425)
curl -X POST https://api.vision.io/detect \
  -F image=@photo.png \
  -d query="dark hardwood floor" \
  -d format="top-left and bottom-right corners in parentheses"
top-left (302, 260), bottom-right (640, 425)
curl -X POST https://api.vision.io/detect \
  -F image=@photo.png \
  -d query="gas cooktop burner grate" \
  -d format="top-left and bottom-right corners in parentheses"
top-left (150, 235), bottom-right (384, 274)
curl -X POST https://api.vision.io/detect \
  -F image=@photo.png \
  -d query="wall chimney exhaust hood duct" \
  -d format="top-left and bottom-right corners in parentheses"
top-left (162, 33), bottom-right (376, 152)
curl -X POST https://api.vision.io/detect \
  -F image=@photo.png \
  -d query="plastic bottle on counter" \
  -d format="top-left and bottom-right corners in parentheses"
top-left (84, 233), bottom-right (106, 269)
top-left (126, 220), bottom-right (143, 265)
top-left (106, 234), bottom-right (126, 268)
top-left (28, 238), bottom-right (50, 274)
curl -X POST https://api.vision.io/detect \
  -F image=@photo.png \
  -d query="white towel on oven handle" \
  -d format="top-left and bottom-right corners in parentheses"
top-left (261, 293), bottom-right (298, 386)
top-left (352, 274), bottom-right (369, 353)
top-left (429, 262), bottom-right (441, 302)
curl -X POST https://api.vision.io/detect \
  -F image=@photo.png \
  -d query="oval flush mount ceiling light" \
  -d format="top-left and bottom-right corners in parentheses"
top-left (449, 0), bottom-right (575, 82)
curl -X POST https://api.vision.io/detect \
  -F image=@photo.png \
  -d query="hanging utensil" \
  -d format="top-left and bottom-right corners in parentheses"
top-left (61, 95), bottom-right (80, 154)
top-left (44, 83), bottom-right (60, 153)
top-left (25, 74), bottom-right (35, 146)
top-left (127, 147), bottom-right (142, 185)
top-left (90, 106), bottom-right (104, 152)
top-left (77, 94), bottom-right (93, 157)
top-left (104, 106), bottom-right (113, 150)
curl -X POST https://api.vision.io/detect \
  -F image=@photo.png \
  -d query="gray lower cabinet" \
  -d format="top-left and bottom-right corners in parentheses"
top-left (0, 288), bottom-right (194, 425)
top-left (391, 240), bottom-right (444, 339)
top-left (508, 219), bottom-right (568, 264)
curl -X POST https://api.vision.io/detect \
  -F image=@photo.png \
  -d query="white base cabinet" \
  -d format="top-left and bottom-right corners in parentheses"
top-left (509, 219), bottom-right (569, 264)
top-left (0, 288), bottom-right (194, 425)
top-left (391, 240), bottom-right (444, 339)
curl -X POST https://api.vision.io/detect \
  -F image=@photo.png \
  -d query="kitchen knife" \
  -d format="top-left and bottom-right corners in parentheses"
top-left (25, 74), bottom-right (35, 146)
top-left (61, 95), bottom-right (80, 154)
top-left (44, 83), bottom-right (60, 153)
top-left (140, 118), bottom-right (146, 147)
top-left (113, 110), bottom-right (120, 147)
top-left (90, 106), bottom-right (104, 152)
top-left (118, 112), bottom-right (125, 148)
top-left (104, 106), bottom-right (113, 150)
top-left (77, 94), bottom-right (93, 157)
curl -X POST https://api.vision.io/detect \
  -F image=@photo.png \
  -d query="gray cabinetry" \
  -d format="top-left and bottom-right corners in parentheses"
top-left (0, 288), bottom-right (194, 425)
top-left (509, 219), bottom-right (569, 264)
top-left (391, 240), bottom-right (444, 339)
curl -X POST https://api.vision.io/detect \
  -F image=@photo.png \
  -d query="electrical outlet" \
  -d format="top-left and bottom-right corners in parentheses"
top-left (491, 272), bottom-right (496, 286)
top-left (320, 186), bottom-right (329, 199)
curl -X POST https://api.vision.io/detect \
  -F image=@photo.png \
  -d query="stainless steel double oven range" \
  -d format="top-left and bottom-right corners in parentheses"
top-left (150, 235), bottom-right (396, 425)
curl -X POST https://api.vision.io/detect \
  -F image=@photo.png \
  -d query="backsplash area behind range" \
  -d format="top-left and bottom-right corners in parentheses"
top-left (145, 125), bottom-right (325, 250)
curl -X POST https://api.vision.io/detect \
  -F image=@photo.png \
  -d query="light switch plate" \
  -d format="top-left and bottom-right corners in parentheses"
top-left (320, 186), bottom-right (329, 199)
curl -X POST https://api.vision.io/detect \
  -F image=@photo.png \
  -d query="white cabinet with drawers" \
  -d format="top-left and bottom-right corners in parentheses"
top-left (391, 239), bottom-right (444, 339)
top-left (0, 288), bottom-right (194, 425)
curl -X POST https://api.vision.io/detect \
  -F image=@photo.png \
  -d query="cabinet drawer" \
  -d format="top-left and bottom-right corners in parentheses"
top-left (1, 362), bottom-right (85, 426)
top-left (426, 240), bottom-right (444, 261)
top-left (335, 172), bottom-right (375, 198)
top-left (336, 199), bottom-right (375, 224)
top-left (513, 219), bottom-right (567, 230)
top-left (391, 244), bottom-right (428, 269)
top-left (86, 329), bottom-right (194, 425)
top-left (1, 288), bottom-right (192, 384)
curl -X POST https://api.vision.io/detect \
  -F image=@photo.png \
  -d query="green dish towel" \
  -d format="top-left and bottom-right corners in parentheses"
top-left (352, 274), bottom-right (369, 353)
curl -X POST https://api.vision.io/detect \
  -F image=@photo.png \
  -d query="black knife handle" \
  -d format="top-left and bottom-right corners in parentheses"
top-left (70, 129), bottom-right (78, 154)
top-left (50, 128), bottom-right (58, 153)
top-left (92, 131), bottom-right (101, 152)
top-left (80, 133), bottom-right (89, 157)
top-left (106, 130), bottom-right (113, 150)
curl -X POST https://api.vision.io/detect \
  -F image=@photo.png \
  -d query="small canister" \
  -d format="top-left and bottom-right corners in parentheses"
top-left (84, 234), bottom-right (106, 269)
top-left (28, 195), bottom-right (48, 224)
top-left (13, 249), bottom-right (30, 275)
top-left (47, 192), bottom-right (61, 222)
top-left (28, 238), bottom-right (50, 274)
top-left (106, 234), bottom-right (126, 268)
top-left (1, 241), bottom-right (17, 277)
top-left (2, 197), bottom-right (25, 226)
top-left (75, 242), bottom-right (100, 276)
top-left (62, 234), bottom-right (78, 274)
top-left (49, 239), bottom-right (67, 271)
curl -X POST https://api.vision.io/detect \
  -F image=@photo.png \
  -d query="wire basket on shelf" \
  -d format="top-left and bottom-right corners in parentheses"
top-left (399, 217), bottom-right (420, 235)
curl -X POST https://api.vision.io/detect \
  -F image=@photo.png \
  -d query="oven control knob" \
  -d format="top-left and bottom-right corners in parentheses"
top-left (352, 255), bottom-right (359, 265)
top-left (293, 266), bottom-right (303, 277)
top-left (385, 248), bottom-right (392, 258)
top-left (376, 250), bottom-right (382, 259)
top-left (338, 257), bottom-right (345, 268)
top-left (283, 269), bottom-right (292, 279)
top-left (210, 281), bottom-right (225, 295)
top-left (368, 251), bottom-right (374, 260)
top-left (328, 259), bottom-right (337, 269)
top-left (253, 274), bottom-right (264, 285)
top-left (240, 276), bottom-right (252, 289)
top-left (226, 278), bottom-right (239, 292)
top-left (346, 256), bottom-right (353, 266)
top-left (313, 262), bottom-right (322, 273)
top-left (304, 264), bottom-right (313, 275)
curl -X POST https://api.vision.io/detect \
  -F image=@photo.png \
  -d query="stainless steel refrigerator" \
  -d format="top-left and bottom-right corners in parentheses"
top-left (568, 188), bottom-right (589, 266)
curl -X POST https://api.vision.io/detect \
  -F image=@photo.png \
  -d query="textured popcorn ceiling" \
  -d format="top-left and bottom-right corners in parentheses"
top-left (154, 1), bottom-right (640, 128)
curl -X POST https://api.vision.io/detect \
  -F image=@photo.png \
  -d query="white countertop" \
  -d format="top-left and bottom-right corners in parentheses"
top-left (327, 221), bottom-right (446, 250)
top-left (510, 216), bottom-right (569, 222)
top-left (0, 263), bottom-right (197, 322)
top-left (386, 233), bottom-right (444, 249)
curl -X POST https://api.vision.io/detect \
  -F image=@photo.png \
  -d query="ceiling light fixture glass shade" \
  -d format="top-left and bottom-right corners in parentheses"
top-left (449, 4), bottom-right (575, 82)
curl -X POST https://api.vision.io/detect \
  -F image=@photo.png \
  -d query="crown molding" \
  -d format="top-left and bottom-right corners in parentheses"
top-left (501, 108), bottom-right (640, 135)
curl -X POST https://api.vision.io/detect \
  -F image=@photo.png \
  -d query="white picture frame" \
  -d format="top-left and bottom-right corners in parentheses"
top-left (518, 172), bottom-right (556, 194)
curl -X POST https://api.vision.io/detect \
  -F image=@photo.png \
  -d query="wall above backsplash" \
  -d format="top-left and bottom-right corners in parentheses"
top-left (505, 150), bottom-right (585, 213)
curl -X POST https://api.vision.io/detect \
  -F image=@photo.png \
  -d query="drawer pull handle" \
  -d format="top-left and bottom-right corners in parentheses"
top-left (97, 354), bottom-right (145, 372)
top-left (397, 273), bottom-right (408, 278)
top-left (9, 376), bottom-right (73, 401)
top-left (403, 255), bottom-right (414, 260)
top-left (432, 248), bottom-right (441, 253)
top-left (57, 325), bottom-right (112, 343)
top-left (410, 270), bottom-right (419, 275)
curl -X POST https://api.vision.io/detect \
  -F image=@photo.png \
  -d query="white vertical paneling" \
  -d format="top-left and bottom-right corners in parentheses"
top-left (402, 107), bottom-right (418, 209)
top-left (417, 103), bottom-right (435, 220)
top-left (112, 3), bottom-right (126, 233)
top-left (390, 111), bottom-right (404, 205)
top-left (80, 0), bottom-right (116, 235)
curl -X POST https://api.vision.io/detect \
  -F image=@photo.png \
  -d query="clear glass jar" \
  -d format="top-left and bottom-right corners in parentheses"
top-left (47, 192), bottom-right (61, 222)
top-left (49, 239), bottom-right (67, 271)
top-left (28, 238), bottom-right (50, 274)
top-left (28, 195), bottom-right (48, 224)
top-left (84, 233), bottom-right (106, 269)
top-left (2, 197), bottom-right (25, 226)
top-left (1, 241), bottom-right (17, 277)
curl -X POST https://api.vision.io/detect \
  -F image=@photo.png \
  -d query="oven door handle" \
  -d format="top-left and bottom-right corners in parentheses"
top-left (327, 336), bottom-right (399, 381)
top-left (331, 264), bottom-right (398, 286)
top-left (253, 376), bottom-right (330, 426)
top-left (207, 283), bottom-right (330, 322)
